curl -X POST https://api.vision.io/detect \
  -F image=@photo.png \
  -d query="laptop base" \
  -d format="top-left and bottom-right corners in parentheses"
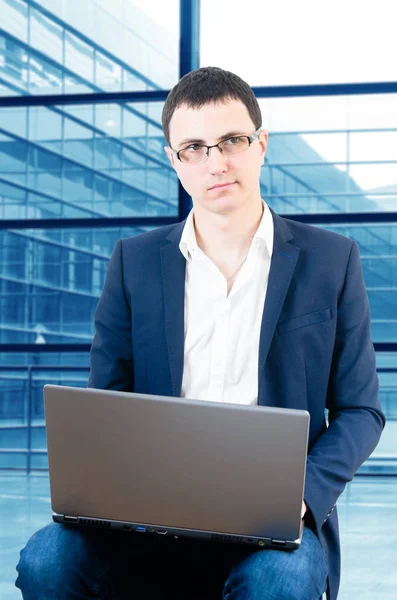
top-left (53, 513), bottom-right (301, 551)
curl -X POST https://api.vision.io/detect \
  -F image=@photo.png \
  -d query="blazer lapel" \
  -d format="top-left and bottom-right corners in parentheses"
top-left (258, 211), bottom-right (300, 405)
top-left (161, 222), bottom-right (186, 396)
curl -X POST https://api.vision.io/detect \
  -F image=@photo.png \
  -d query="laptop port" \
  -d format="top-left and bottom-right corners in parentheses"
top-left (63, 515), bottom-right (78, 523)
top-left (156, 529), bottom-right (167, 535)
top-left (272, 539), bottom-right (286, 546)
top-left (136, 526), bottom-right (146, 533)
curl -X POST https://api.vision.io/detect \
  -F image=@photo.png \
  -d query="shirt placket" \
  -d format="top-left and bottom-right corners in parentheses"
top-left (208, 281), bottom-right (230, 402)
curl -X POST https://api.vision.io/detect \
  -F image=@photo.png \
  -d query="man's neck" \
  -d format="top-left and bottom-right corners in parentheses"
top-left (193, 197), bottom-right (265, 263)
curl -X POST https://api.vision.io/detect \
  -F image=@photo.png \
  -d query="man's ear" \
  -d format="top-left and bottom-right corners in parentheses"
top-left (259, 130), bottom-right (268, 157)
top-left (164, 146), bottom-right (176, 169)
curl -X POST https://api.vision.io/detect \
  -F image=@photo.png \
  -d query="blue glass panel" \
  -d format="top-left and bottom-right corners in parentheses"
top-left (0, 32), bottom-right (29, 93)
top-left (28, 106), bottom-right (62, 153)
top-left (30, 6), bottom-right (63, 64)
top-left (61, 104), bottom-right (94, 128)
top-left (95, 51), bottom-right (122, 92)
top-left (62, 73), bottom-right (93, 95)
top-left (123, 69), bottom-right (148, 92)
top-left (0, 108), bottom-right (27, 138)
top-left (0, 357), bottom-right (90, 467)
top-left (0, 0), bottom-right (179, 95)
top-left (28, 53), bottom-right (64, 95)
top-left (1, 0), bottom-right (29, 44)
top-left (63, 163), bottom-right (93, 205)
top-left (64, 31), bottom-right (94, 83)
top-left (0, 351), bottom-right (91, 367)
top-left (0, 132), bottom-right (28, 186)
top-left (258, 95), bottom-right (397, 214)
top-left (123, 107), bottom-right (148, 143)
top-left (0, 178), bottom-right (26, 219)
top-left (95, 104), bottom-right (122, 137)
top-left (27, 145), bottom-right (62, 197)
top-left (320, 223), bottom-right (397, 342)
top-left (0, 227), bottom-right (153, 343)
top-left (0, 364), bottom-right (89, 426)
top-left (0, 103), bottom-right (178, 219)
top-left (63, 117), bottom-right (94, 167)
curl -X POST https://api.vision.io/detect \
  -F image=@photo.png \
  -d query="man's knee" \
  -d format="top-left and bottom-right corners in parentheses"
top-left (223, 534), bottom-right (327, 600)
top-left (16, 522), bottom-right (99, 594)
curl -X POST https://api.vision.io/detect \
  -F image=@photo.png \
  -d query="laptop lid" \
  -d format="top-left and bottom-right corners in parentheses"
top-left (44, 385), bottom-right (309, 549)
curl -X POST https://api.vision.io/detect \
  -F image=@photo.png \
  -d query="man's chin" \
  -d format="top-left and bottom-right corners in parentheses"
top-left (204, 190), bottom-right (242, 208)
top-left (202, 198), bottom-right (239, 215)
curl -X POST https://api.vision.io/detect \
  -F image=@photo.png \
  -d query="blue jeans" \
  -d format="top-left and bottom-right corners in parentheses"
top-left (16, 523), bottom-right (328, 599)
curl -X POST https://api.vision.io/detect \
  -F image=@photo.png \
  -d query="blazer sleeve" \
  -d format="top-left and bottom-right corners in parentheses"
top-left (88, 239), bottom-right (134, 391)
top-left (304, 240), bottom-right (386, 532)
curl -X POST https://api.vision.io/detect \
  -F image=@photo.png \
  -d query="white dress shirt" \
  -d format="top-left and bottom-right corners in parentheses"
top-left (179, 201), bottom-right (274, 406)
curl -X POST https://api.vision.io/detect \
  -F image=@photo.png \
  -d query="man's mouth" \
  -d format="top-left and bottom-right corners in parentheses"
top-left (208, 181), bottom-right (236, 191)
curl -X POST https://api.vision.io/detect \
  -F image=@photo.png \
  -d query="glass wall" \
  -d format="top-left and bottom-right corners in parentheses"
top-left (259, 94), bottom-right (397, 215)
top-left (0, 102), bottom-right (178, 220)
top-left (0, 226), bottom-right (157, 345)
top-left (0, 0), bottom-right (395, 473)
top-left (255, 94), bottom-right (397, 472)
top-left (0, 0), bottom-right (179, 94)
top-left (0, 354), bottom-right (89, 470)
top-left (0, 0), bottom-right (180, 470)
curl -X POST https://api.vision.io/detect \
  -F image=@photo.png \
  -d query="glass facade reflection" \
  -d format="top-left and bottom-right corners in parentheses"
top-left (0, 227), bottom-right (152, 344)
top-left (0, 103), bottom-right (178, 220)
top-left (0, 354), bottom-right (90, 469)
top-left (0, 0), bottom-right (180, 469)
top-left (259, 95), bottom-right (397, 214)
top-left (322, 223), bottom-right (397, 341)
top-left (0, 0), bottom-right (395, 472)
top-left (1, 0), bottom-right (179, 94)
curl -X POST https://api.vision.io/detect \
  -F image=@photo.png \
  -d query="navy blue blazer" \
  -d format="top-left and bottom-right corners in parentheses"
top-left (89, 209), bottom-right (385, 600)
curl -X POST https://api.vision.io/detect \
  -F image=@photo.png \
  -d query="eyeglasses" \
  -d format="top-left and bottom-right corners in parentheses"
top-left (170, 128), bottom-right (262, 164)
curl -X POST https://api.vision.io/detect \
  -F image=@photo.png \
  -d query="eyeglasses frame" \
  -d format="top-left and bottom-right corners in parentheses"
top-left (169, 127), bottom-right (262, 163)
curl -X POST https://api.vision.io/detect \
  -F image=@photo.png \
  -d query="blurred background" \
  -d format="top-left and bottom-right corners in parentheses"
top-left (0, 1), bottom-right (396, 598)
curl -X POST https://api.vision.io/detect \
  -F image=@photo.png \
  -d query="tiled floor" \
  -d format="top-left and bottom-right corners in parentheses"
top-left (1, 474), bottom-right (396, 599)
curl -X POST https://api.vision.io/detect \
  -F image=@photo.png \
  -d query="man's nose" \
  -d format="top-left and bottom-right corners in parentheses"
top-left (207, 146), bottom-right (228, 174)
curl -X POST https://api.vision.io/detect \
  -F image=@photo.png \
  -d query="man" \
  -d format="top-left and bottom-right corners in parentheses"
top-left (16, 67), bottom-right (384, 600)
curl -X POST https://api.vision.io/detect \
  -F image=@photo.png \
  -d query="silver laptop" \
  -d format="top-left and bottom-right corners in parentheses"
top-left (44, 384), bottom-right (309, 550)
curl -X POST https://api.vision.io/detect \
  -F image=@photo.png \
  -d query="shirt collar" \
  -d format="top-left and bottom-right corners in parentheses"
top-left (179, 208), bottom-right (199, 261)
top-left (252, 200), bottom-right (274, 258)
top-left (179, 200), bottom-right (273, 262)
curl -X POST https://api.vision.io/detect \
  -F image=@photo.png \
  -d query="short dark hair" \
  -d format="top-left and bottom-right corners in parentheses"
top-left (162, 66), bottom-right (262, 146)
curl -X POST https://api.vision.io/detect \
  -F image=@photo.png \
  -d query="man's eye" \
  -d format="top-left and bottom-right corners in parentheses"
top-left (225, 137), bottom-right (242, 145)
top-left (186, 144), bottom-right (203, 152)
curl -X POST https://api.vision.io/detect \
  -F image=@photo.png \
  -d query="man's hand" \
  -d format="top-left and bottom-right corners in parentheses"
top-left (301, 500), bottom-right (307, 519)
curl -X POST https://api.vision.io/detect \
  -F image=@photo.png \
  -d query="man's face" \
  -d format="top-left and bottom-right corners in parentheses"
top-left (165, 99), bottom-right (268, 216)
